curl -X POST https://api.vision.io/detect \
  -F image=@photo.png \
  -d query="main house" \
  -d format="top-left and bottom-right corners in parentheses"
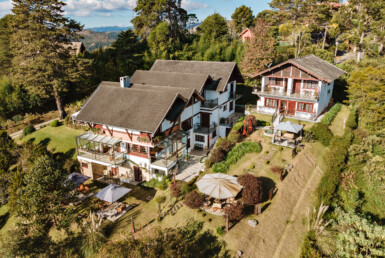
top-left (74, 60), bottom-right (243, 183)
top-left (252, 55), bottom-right (346, 121)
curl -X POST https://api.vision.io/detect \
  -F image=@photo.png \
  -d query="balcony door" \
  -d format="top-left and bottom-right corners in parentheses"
top-left (200, 112), bottom-right (210, 128)
top-left (288, 101), bottom-right (296, 115)
top-left (293, 80), bottom-right (302, 93)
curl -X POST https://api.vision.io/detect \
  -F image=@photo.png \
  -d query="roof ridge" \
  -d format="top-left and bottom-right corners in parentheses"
top-left (153, 59), bottom-right (237, 64)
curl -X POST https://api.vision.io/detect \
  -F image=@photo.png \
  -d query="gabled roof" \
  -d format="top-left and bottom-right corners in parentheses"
top-left (150, 60), bottom-right (244, 91)
top-left (130, 70), bottom-right (210, 93)
top-left (75, 84), bottom-right (186, 133)
top-left (131, 84), bottom-right (203, 100)
top-left (256, 54), bottom-right (346, 83)
top-left (239, 28), bottom-right (252, 36)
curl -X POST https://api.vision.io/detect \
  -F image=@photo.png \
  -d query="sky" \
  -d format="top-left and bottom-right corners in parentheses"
top-left (0, 0), bottom-right (271, 28)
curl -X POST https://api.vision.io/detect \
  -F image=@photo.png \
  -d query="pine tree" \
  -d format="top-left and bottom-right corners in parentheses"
top-left (231, 5), bottom-right (255, 33)
top-left (10, 0), bottom-right (85, 118)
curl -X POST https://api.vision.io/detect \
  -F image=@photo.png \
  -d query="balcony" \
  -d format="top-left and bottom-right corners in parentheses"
top-left (150, 131), bottom-right (188, 169)
top-left (253, 87), bottom-right (318, 101)
top-left (76, 132), bottom-right (125, 165)
top-left (201, 98), bottom-right (218, 109)
top-left (229, 91), bottom-right (242, 100)
top-left (193, 122), bottom-right (217, 134)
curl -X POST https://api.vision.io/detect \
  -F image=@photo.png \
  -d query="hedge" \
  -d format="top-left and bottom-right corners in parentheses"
top-left (22, 125), bottom-right (36, 137)
top-left (50, 119), bottom-right (60, 127)
top-left (321, 103), bottom-right (342, 125)
top-left (212, 142), bottom-right (262, 173)
top-left (310, 123), bottom-right (333, 146)
top-left (345, 107), bottom-right (358, 129)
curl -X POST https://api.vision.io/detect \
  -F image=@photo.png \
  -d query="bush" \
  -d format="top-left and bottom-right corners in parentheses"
top-left (216, 226), bottom-right (226, 236)
top-left (321, 103), bottom-right (342, 125)
top-left (346, 107), bottom-right (358, 129)
top-left (270, 166), bottom-right (282, 175)
top-left (180, 182), bottom-right (194, 196)
top-left (218, 138), bottom-right (234, 153)
top-left (264, 160), bottom-right (270, 164)
top-left (224, 203), bottom-right (244, 222)
top-left (232, 121), bottom-right (244, 132)
top-left (64, 116), bottom-right (72, 125)
top-left (310, 123), bottom-right (333, 146)
top-left (212, 161), bottom-right (229, 173)
top-left (210, 148), bottom-right (225, 163)
top-left (204, 158), bottom-right (213, 168)
top-left (278, 146), bottom-right (283, 151)
top-left (227, 131), bottom-right (241, 144)
top-left (22, 125), bottom-right (35, 137)
top-left (238, 174), bottom-right (263, 210)
top-left (184, 191), bottom-right (204, 209)
top-left (50, 119), bottom-right (60, 127)
top-left (170, 181), bottom-right (182, 197)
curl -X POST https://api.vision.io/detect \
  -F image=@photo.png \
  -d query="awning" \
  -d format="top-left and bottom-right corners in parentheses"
top-left (196, 173), bottom-right (243, 199)
top-left (77, 132), bottom-right (121, 146)
top-left (94, 184), bottom-right (131, 203)
top-left (66, 172), bottom-right (91, 187)
top-left (274, 121), bottom-right (304, 134)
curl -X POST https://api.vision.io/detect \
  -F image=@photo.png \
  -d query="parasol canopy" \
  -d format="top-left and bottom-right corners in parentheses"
top-left (94, 184), bottom-right (131, 203)
top-left (196, 173), bottom-right (243, 199)
top-left (66, 172), bottom-right (91, 187)
top-left (274, 121), bottom-right (303, 134)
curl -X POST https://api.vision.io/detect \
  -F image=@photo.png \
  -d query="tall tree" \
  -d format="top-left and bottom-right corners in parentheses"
top-left (16, 155), bottom-right (72, 229)
top-left (238, 174), bottom-right (263, 215)
top-left (132, 0), bottom-right (188, 40)
top-left (0, 15), bottom-right (13, 76)
top-left (0, 130), bottom-right (15, 174)
top-left (10, 0), bottom-right (86, 118)
top-left (231, 5), bottom-right (255, 33)
top-left (241, 18), bottom-right (276, 74)
top-left (198, 13), bottom-right (229, 39)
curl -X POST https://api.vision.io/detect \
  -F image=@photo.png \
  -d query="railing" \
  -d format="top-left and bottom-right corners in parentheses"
top-left (272, 108), bottom-right (279, 124)
top-left (193, 122), bottom-right (217, 134)
top-left (77, 149), bottom-right (125, 165)
top-left (229, 91), bottom-right (242, 99)
top-left (201, 98), bottom-right (218, 109)
top-left (253, 87), bottom-right (319, 101)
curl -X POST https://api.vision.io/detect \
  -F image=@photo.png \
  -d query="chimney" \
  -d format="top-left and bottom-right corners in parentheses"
top-left (120, 76), bottom-right (131, 88)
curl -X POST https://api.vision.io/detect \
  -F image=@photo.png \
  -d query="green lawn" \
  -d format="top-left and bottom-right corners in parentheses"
top-left (20, 125), bottom-right (85, 158)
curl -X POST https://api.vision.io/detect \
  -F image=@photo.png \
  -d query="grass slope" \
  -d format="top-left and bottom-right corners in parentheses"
top-left (20, 125), bottom-right (85, 158)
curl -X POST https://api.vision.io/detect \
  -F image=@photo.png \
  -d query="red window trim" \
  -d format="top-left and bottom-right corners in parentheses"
top-left (268, 77), bottom-right (285, 87)
top-left (265, 98), bottom-right (279, 108)
top-left (296, 102), bottom-right (315, 113)
top-left (265, 75), bottom-right (318, 81)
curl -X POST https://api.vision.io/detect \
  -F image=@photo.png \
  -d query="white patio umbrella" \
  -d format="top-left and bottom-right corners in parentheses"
top-left (94, 184), bottom-right (131, 203)
top-left (196, 173), bottom-right (243, 199)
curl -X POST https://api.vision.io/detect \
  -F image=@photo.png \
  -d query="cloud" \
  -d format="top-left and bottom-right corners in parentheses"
top-left (0, 0), bottom-right (12, 16)
top-left (64, 0), bottom-right (136, 17)
top-left (182, 0), bottom-right (209, 11)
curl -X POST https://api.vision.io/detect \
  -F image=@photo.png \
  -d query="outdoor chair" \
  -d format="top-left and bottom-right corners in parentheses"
top-left (212, 203), bottom-right (222, 212)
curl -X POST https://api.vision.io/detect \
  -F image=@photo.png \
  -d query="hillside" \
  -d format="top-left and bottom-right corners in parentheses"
top-left (78, 30), bottom-right (119, 51)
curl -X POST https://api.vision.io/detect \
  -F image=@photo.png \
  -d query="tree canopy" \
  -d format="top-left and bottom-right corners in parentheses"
top-left (231, 5), bottom-right (255, 33)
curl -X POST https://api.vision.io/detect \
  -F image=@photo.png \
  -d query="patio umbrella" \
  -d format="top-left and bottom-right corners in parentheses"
top-left (66, 172), bottom-right (91, 187)
top-left (94, 184), bottom-right (131, 203)
top-left (196, 173), bottom-right (243, 199)
top-left (274, 121), bottom-right (303, 134)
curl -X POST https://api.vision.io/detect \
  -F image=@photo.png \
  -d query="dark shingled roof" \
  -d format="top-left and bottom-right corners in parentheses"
top-left (257, 55), bottom-right (346, 83)
top-left (131, 70), bottom-right (210, 93)
top-left (131, 84), bottom-right (196, 100)
top-left (75, 84), bottom-right (186, 133)
top-left (150, 60), bottom-right (242, 91)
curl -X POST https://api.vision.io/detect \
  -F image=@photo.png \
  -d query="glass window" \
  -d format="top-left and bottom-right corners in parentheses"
top-left (303, 80), bottom-right (318, 89)
top-left (297, 103), bottom-right (313, 112)
top-left (182, 118), bottom-right (192, 131)
top-left (265, 98), bottom-right (278, 108)
top-left (229, 101), bottom-right (234, 111)
top-left (269, 77), bottom-right (284, 86)
top-left (195, 135), bottom-right (205, 142)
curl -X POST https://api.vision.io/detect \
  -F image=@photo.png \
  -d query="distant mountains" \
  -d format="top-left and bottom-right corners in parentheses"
top-left (85, 26), bottom-right (131, 33)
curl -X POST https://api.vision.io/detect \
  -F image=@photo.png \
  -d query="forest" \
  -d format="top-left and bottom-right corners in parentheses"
top-left (0, 0), bottom-right (385, 256)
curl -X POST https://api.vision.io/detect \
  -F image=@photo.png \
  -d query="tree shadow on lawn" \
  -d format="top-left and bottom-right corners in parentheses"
top-left (0, 211), bottom-right (10, 230)
top-left (128, 185), bottom-right (157, 203)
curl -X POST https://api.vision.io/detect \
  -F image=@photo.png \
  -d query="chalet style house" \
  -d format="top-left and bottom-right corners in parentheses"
top-left (252, 55), bottom-right (346, 121)
top-left (74, 60), bottom-right (243, 183)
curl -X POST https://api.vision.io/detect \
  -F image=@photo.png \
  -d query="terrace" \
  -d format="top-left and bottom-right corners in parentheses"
top-left (253, 87), bottom-right (318, 102)
top-left (193, 122), bottom-right (217, 135)
top-left (76, 133), bottom-right (125, 166)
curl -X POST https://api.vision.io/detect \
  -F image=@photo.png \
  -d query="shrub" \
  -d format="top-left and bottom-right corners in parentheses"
top-left (64, 116), bottom-right (72, 125)
top-left (278, 146), bottom-right (283, 151)
top-left (264, 160), bottom-right (270, 164)
top-left (184, 191), bottom-right (204, 209)
top-left (210, 148), bottom-right (225, 163)
top-left (346, 107), bottom-right (358, 129)
top-left (238, 174), bottom-right (263, 212)
top-left (22, 125), bottom-right (35, 137)
top-left (226, 142), bottom-right (262, 166)
top-left (180, 182), bottom-right (193, 196)
top-left (218, 138), bottom-right (234, 153)
top-left (310, 123), bottom-right (333, 146)
top-left (270, 166), bottom-right (282, 175)
top-left (216, 226), bottom-right (226, 236)
top-left (227, 131), bottom-right (241, 144)
top-left (204, 158), bottom-right (213, 168)
top-left (249, 164), bottom-right (255, 170)
top-left (50, 119), bottom-right (60, 127)
top-left (264, 150), bottom-right (269, 154)
top-left (321, 103), bottom-right (342, 125)
top-left (212, 161), bottom-right (229, 173)
top-left (224, 202), bottom-right (244, 222)
top-left (232, 121), bottom-right (244, 132)
top-left (170, 181), bottom-right (182, 197)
